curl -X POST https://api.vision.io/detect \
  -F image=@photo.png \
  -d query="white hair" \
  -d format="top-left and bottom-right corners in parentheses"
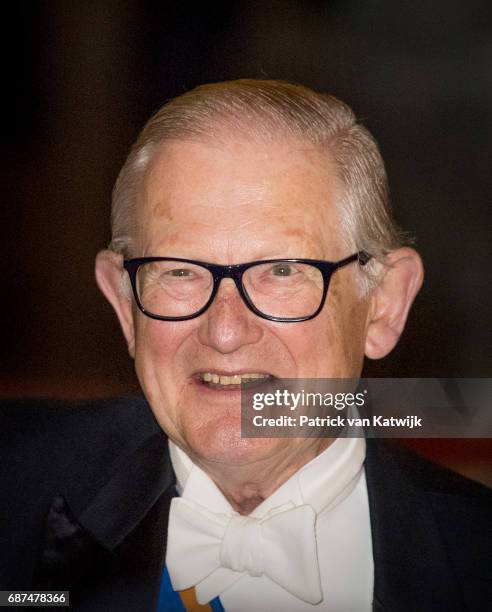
top-left (110, 79), bottom-right (407, 293)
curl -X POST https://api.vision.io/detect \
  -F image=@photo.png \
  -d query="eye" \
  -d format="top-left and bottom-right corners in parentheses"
top-left (271, 263), bottom-right (295, 277)
top-left (165, 268), bottom-right (194, 277)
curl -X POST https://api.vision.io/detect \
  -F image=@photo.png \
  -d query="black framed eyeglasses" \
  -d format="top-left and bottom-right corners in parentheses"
top-left (123, 251), bottom-right (371, 323)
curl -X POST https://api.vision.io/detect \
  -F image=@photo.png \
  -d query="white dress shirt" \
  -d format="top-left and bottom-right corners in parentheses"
top-left (168, 436), bottom-right (374, 611)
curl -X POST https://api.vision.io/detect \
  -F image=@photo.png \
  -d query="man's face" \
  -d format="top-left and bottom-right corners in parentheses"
top-left (130, 137), bottom-right (371, 465)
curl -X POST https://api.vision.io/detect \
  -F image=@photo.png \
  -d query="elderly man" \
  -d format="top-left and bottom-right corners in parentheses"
top-left (1, 80), bottom-right (491, 611)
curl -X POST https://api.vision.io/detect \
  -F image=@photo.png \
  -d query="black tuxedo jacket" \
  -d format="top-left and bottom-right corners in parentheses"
top-left (1, 395), bottom-right (491, 611)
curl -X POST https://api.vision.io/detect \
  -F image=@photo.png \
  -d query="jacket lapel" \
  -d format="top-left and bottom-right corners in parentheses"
top-left (365, 440), bottom-right (465, 611)
top-left (34, 431), bottom-right (175, 611)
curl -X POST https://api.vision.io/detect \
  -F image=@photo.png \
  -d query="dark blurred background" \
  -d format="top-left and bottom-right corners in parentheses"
top-left (1, 1), bottom-right (491, 482)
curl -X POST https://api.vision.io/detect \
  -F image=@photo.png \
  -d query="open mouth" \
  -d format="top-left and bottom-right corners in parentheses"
top-left (194, 372), bottom-right (274, 390)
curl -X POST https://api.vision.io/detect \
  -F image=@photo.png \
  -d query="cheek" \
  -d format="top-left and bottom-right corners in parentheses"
top-left (280, 287), bottom-right (367, 378)
top-left (290, 321), bottom-right (346, 376)
top-left (133, 319), bottom-right (192, 400)
top-left (132, 319), bottom-right (202, 443)
top-left (135, 320), bottom-right (173, 367)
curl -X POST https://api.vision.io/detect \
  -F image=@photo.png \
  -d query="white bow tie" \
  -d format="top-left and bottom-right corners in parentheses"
top-left (166, 497), bottom-right (323, 605)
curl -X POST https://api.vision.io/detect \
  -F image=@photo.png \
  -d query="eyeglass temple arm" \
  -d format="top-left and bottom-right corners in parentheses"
top-left (334, 250), bottom-right (372, 270)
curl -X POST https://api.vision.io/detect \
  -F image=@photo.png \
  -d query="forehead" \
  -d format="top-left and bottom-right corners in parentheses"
top-left (136, 137), bottom-right (345, 261)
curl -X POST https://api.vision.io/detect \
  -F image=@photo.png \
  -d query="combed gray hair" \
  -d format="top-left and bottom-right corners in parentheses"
top-left (109, 79), bottom-right (406, 292)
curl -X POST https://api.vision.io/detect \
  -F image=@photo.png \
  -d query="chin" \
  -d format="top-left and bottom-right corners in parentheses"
top-left (183, 418), bottom-right (282, 467)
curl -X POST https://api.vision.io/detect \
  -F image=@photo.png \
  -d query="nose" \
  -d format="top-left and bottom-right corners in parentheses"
top-left (197, 278), bottom-right (264, 353)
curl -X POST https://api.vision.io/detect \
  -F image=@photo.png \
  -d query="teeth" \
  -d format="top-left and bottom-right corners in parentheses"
top-left (200, 372), bottom-right (270, 385)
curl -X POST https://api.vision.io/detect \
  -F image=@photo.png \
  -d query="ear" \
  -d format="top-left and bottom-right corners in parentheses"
top-left (95, 250), bottom-right (136, 358)
top-left (365, 247), bottom-right (424, 360)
